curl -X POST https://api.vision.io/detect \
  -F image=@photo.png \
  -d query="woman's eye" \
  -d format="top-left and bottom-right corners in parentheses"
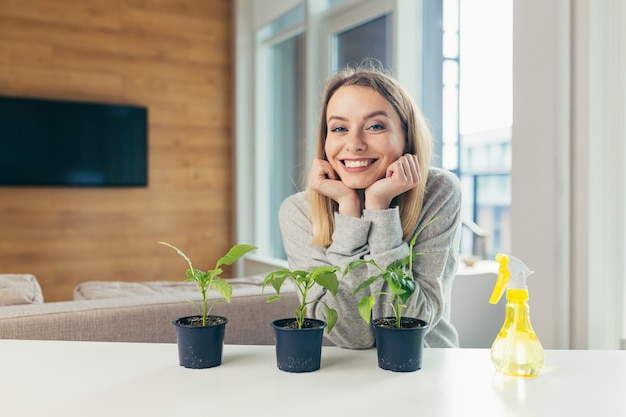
top-left (330, 126), bottom-right (347, 133)
top-left (367, 123), bottom-right (385, 131)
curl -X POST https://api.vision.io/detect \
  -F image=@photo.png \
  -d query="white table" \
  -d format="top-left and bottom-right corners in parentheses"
top-left (1, 339), bottom-right (625, 417)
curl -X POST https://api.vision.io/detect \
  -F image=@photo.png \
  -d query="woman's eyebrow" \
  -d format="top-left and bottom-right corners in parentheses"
top-left (327, 111), bottom-right (390, 123)
top-left (363, 110), bottom-right (391, 120)
top-left (327, 115), bottom-right (348, 122)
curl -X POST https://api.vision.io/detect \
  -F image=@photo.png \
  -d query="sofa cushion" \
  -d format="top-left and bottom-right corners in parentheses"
top-left (74, 280), bottom-right (198, 300)
top-left (0, 274), bottom-right (44, 306)
top-left (73, 275), bottom-right (272, 300)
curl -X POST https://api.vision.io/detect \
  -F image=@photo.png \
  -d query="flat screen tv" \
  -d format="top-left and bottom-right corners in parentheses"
top-left (0, 95), bottom-right (148, 186)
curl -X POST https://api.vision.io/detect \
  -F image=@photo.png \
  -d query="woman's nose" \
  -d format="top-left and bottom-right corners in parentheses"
top-left (345, 130), bottom-right (366, 151)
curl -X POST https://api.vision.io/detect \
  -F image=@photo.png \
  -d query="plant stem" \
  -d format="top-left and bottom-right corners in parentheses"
top-left (298, 285), bottom-right (309, 329)
top-left (202, 289), bottom-right (208, 326)
top-left (395, 297), bottom-right (401, 328)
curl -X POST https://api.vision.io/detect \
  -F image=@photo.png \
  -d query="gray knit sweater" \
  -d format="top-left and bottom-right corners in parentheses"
top-left (278, 167), bottom-right (462, 349)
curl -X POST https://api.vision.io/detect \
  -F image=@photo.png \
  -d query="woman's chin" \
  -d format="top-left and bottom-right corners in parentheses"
top-left (341, 178), bottom-right (374, 190)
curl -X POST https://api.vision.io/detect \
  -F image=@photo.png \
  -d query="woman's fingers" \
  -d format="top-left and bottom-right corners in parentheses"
top-left (365, 154), bottom-right (421, 210)
top-left (387, 154), bottom-right (420, 186)
top-left (308, 159), bottom-right (361, 216)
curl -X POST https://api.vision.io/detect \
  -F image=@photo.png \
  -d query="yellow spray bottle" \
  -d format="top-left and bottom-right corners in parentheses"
top-left (489, 253), bottom-right (544, 377)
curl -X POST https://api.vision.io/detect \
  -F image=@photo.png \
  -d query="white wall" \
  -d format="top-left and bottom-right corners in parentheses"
top-left (514, 0), bottom-right (626, 349)
top-left (570, 0), bottom-right (626, 349)
top-left (512, 0), bottom-right (571, 349)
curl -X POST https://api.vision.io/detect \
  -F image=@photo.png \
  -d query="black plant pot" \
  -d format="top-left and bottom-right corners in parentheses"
top-left (271, 318), bottom-right (326, 373)
top-left (173, 315), bottom-right (228, 369)
top-left (372, 317), bottom-right (429, 372)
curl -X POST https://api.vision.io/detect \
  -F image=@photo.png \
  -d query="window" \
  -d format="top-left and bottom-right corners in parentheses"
top-left (237, 0), bottom-right (512, 270)
top-left (442, 0), bottom-right (513, 260)
top-left (266, 34), bottom-right (305, 259)
top-left (333, 14), bottom-right (390, 70)
top-left (253, 5), bottom-right (306, 261)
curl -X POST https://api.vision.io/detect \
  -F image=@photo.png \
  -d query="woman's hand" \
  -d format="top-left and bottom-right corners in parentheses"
top-left (364, 154), bottom-right (421, 210)
top-left (308, 159), bottom-right (361, 217)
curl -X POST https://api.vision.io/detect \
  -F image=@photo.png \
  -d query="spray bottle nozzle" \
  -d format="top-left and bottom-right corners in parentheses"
top-left (489, 253), bottom-right (534, 304)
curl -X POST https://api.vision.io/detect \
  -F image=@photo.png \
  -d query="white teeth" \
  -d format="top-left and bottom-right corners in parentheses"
top-left (344, 160), bottom-right (371, 168)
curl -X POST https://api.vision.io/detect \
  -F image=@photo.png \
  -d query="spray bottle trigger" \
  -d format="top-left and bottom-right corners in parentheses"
top-left (489, 253), bottom-right (510, 304)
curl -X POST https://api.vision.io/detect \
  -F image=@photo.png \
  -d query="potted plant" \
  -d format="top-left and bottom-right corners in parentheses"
top-left (158, 241), bottom-right (256, 369)
top-left (262, 265), bottom-right (340, 373)
top-left (344, 218), bottom-right (437, 372)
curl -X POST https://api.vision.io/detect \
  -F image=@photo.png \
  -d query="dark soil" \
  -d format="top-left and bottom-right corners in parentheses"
top-left (277, 319), bottom-right (324, 329)
top-left (373, 317), bottom-right (425, 329)
top-left (175, 316), bottom-right (227, 327)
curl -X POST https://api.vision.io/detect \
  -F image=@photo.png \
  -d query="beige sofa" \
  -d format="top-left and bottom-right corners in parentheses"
top-left (0, 263), bottom-right (501, 348)
top-left (0, 274), bottom-right (299, 345)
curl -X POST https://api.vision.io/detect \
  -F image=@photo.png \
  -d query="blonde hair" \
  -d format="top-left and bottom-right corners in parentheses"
top-left (308, 64), bottom-right (433, 247)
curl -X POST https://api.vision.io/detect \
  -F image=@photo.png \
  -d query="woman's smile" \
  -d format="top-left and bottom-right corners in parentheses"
top-left (342, 158), bottom-right (376, 169)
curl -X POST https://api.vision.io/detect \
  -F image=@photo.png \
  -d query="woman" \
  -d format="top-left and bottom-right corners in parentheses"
top-left (278, 64), bottom-right (462, 349)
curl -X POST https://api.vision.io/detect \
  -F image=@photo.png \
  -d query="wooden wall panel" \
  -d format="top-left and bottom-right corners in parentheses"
top-left (0, 0), bottom-right (236, 301)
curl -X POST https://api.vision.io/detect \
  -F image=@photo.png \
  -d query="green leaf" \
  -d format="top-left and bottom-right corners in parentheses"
top-left (386, 258), bottom-right (404, 273)
top-left (343, 259), bottom-right (369, 275)
top-left (267, 275), bottom-right (289, 295)
top-left (158, 241), bottom-right (194, 272)
top-left (262, 270), bottom-right (279, 287)
top-left (216, 244), bottom-right (257, 268)
top-left (314, 271), bottom-right (339, 296)
top-left (212, 278), bottom-right (233, 303)
top-left (353, 273), bottom-right (382, 295)
top-left (325, 307), bottom-right (338, 333)
top-left (266, 295), bottom-right (283, 303)
top-left (357, 296), bottom-right (375, 323)
top-left (386, 271), bottom-right (400, 291)
top-left (293, 270), bottom-right (311, 287)
top-left (311, 265), bottom-right (341, 275)
top-left (344, 258), bottom-right (385, 276)
top-left (190, 268), bottom-right (209, 284)
top-left (263, 269), bottom-right (287, 291)
top-left (203, 269), bottom-right (220, 282)
top-left (398, 278), bottom-right (416, 303)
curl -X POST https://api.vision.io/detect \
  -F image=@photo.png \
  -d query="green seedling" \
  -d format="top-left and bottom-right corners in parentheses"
top-left (263, 265), bottom-right (340, 333)
top-left (158, 242), bottom-right (257, 326)
top-left (344, 217), bottom-right (438, 328)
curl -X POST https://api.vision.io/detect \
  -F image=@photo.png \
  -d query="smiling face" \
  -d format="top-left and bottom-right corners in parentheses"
top-left (324, 85), bottom-right (406, 190)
